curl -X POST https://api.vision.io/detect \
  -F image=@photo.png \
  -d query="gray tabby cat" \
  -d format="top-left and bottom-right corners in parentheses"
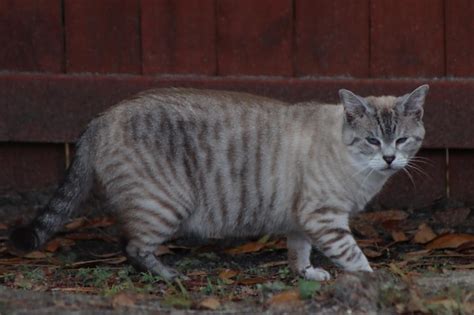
top-left (10, 85), bottom-right (429, 280)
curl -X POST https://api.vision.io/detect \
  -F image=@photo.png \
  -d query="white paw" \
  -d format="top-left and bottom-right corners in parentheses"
top-left (302, 266), bottom-right (331, 281)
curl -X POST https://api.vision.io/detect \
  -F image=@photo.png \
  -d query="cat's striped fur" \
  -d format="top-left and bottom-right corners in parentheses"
top-left (10, 85), bottom-right (429, 280)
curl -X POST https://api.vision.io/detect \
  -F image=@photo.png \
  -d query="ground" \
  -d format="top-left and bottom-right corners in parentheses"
top-left (0, 191), bottom-right (473, 314)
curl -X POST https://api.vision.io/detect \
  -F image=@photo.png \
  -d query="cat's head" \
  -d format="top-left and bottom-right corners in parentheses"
top-left (338, 85), bottom-right (429, 174)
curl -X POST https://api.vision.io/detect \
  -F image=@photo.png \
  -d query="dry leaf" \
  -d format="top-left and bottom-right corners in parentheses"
top-left (225, 242), bottom-right (266, 255)
top-left (358, 210), bottom-right (408, 223)
top-left (45, 238), bottom-right (76, 252)
top-left (259, 260), bottom-right (288, 268)
top-left (403, 249), bottom-right (431, 259)
top-left (187, 270), bottom-right (208, 277)
top-left (23, 251), bottom-right (48, 259)
top-left (238, 276), bottom-right (267, 285)
top-left (391, 230), bottom-right (408, 242)
top-left (413, 223), bottom-right (437, 244)
top-left (268, 290), bottom-right (300, 305)
top-left (199, 297), bottom-right (221, 310)
top-left (84, 217), bottom-right (116, 229)
top-left (357, 239), bottom-right (383, 246)
top-left (426, 233), bottom-right (474, 250)
top-left (154, 245), bottom-right (173, 256)
top-left (351, 219), bottom-right (379, 239)
top-left (112, 292), bottom-right (136, 308)
top-left (362, 248), bottom-right (383, 258)
top-left (65, 217), bottom-right (86, 230)
top-left (218, 269), bottom-right (239, 281)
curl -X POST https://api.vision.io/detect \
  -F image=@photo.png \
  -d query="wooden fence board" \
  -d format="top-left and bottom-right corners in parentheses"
top-left (446, 0), bottom-right (474, 76)
top-left (141, 0), bottom-right (216, 74)
top-left (449, 150), bottom-right (474, 205)
top-left (0, 0), bottom-right (63, 72)
top-left (0, 143), bottom-right (64, 193)
top-left (217, 0), bottom-right (293, 75)
top-left (65, 0), bottom-right (141, 73)
top-left (370, 0), bottom-right (444, 77)
top-left (295, 0), bottom-right (369, 77)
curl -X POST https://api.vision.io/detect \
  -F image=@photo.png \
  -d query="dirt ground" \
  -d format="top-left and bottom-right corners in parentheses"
top-left (0, 190), bottom-right (473, 314)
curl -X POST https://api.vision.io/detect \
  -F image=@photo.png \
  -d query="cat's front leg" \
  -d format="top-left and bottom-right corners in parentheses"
top-left (301, 208), bottom-right (373, 273)
top-left (287, 232), bottom-right (331, 281)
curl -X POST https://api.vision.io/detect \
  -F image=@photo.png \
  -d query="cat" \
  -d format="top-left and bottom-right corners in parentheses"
top-left (9, 85), bottom-right (429, 280)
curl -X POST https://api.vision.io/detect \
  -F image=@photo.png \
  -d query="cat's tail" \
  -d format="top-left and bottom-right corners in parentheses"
top-left (9, 123), bottom-right (97, 253)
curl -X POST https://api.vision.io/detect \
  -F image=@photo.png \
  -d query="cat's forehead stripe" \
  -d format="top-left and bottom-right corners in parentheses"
top-left (376, 108), bottom-right (396, 138)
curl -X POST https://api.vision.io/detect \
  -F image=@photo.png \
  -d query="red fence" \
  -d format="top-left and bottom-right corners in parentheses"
top-left (0, 0), bottom-right (473, 209)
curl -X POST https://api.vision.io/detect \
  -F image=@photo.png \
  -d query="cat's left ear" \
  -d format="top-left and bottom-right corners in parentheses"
top-left (398, 84), bottom-right (429, 120)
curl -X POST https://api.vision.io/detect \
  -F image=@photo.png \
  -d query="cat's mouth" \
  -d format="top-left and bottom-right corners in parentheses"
top-left (380, 165), bottom-right (399, 172)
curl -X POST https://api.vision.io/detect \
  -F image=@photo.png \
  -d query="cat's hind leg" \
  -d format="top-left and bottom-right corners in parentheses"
top-left (121, 207), bottom-right (187, 280)
top-left (287, 232), bottom-right (331, 280)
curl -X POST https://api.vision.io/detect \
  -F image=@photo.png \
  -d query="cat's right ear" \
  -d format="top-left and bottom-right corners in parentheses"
top-left (339, 89), bottom-right (370, 123)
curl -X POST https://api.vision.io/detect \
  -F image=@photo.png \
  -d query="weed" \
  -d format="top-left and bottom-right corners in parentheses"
top-left (202, 277), bottom-right (215, 295)
top-left (91, 267), bottom-right (113, 287)
top-left (277, 266), bottom-right (291, 280)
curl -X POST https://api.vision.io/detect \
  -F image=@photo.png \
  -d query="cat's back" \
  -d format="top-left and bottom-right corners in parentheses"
top-left (109, 88), bottom-right (290, 119)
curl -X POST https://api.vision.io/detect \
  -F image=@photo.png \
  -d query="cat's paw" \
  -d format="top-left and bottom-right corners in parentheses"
top-left (301, 266), bottom-right (331, 281)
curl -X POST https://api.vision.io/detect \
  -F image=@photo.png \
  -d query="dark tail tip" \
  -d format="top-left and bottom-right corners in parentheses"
top-left (9, 226), bottom-right (40, 253)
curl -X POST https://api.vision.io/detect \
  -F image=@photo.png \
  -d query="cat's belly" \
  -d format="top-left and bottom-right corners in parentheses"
top-left (178, 207), bottom-right (294, 238)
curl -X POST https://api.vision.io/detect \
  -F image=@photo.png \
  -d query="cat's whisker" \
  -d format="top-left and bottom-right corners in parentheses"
top-left (402, 167), bottom-right (416, 189)
top-left (406, 163), bottom-right (432, 181)
top-left (350, 165), bottom-right (371, 179)
top-left (360, 168), bottom-right (375, 189)
top-left (409, 157), bottom-right (434, 166)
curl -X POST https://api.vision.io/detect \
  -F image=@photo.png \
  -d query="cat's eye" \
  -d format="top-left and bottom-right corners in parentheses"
top-left (396, 137), bottom-right (408, 145)
top-left (366, 137), bottom-right (381, 146)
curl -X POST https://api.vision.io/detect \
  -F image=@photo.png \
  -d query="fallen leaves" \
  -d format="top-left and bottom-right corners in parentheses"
top-left (358, 210), bottom-right (409, 223)
top-left (65, 217), bottom-right (115, 231)
top-left (362, 248), bottom-right (383, 258)
top-left (218, 269), bottom-right (239, 284)
top-left (426, 233), bottom-right (474, 250)
top-left (23, 251), bottom-right (49, 259)
top-left (45, 238), bottom-right (76, 253)
top-left (238, 276), bottom-right (268, 285)
top-left (413, 223), bottom-right (437, 244)
top-left (111, 292), bottom-right (136, 308)
top-left (268, 290), bottom-right (300, 305)
top-left (225, 242), bottom-right (266, 255)
top-left (391, 230), bottom-right (408, 242)
top-left (199, 297), bottom-right (221, 310)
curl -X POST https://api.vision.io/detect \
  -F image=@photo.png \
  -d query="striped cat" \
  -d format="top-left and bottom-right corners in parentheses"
top-left (10, 85), bottom-right (428, 280)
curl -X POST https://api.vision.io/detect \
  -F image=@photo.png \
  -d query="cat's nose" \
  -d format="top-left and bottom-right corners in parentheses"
top-left (383, 155), bottom-right (395, 165)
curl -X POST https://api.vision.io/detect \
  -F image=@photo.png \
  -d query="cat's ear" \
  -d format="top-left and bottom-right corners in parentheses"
top-left (398, 84), bottom-right (429, 120)
top-left (339, 89), bottom-right (371, 123)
